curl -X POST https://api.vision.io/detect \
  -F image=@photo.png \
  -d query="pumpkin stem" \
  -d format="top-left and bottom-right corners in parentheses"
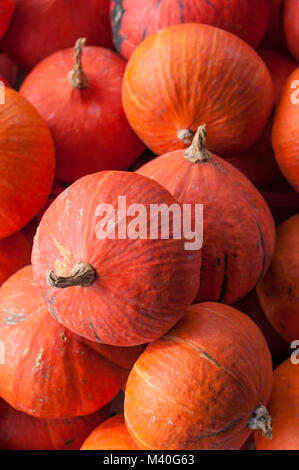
top-left (248, 405), bottom-right (272, 439)
top-left (177, 128), bottom-right (195, 145)
top-left (184, 125), bottom-right (212, 163)
top-left (47, 263), bottom-right (96, 288)
top-left (68, 38), bottom-right (89, 90)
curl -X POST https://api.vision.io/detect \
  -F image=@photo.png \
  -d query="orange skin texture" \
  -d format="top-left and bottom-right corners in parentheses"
top-left (0, 399), bottom-right (109, 450)
top-left (20, 46), bottom-right (144, 183)
top-left (1, 0), bottom-right (113, 71)
top-left (137, 151), bottom-right (275, 304)
top-left (0, 88), bottom-right (55, 239)
top-left (81, 414), bottom-right (139, 450)
top-left (255, 359), bottom-right (299, 450)
top-left (122, 23), bottom-right (273, 157)
top-left (0, 231), bottom-right (31, 286)
top-left (0, 0), bottom-right (14, 38)
top-left (284, 0), bottom-right (299, 62)
top-left (0, 266), bottom-right (131, 419)
top-left (257, 214), bottom-right (299, 343)
top-left (110, 0), bottom-right (271, 60)
top-left (272, 68), bottom-right (299, 192)
top-left (124, 302), bottom-right (273, 450)
top-left (32, 171), bottom-right (201, 347)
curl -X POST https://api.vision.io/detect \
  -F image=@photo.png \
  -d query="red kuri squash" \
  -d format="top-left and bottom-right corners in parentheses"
top-left (255, 359), bottom-right (299, 450)
top-left (32, 171), bottom-right (201, 347)
top-left (110, 0), bottom-right (271, 60)
top-left (0, 0), bottom-right (14, 38)
top-left (284, 0), bottom-right (299, 62)
top-left (257, 214), bottom-right (299, 343)
top-left (1, 0), bottom-right (113, 71)
top-left (20, 39), bottom-right (145, 183)
top-left (0, 88), bottom-right (55, 239)
top-left (81, 414), bottom-right (139, 450)
top-left (0, 266), bottom-right (137, 418)
top-left (0, 399), bottom-right (109, 451)
top-left (0, 231), bottom-right (31, 286)
top-left (124, 302), bottom-right (273, 450)
top-left (272, 67), bottom-right (299, 192)
top-left (122, 24), bottom-right (273, 157)
top-left (137, 126), bottom-right (275, 304)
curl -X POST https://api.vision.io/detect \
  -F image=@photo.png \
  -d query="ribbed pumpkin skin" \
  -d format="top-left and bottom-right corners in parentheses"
top-left (124, 303), bottom-right (273, 450)
top-left (272, 68), bottom-right (299, 192)
top-left (81, 414), bottom-right (138, 450)
top-left (257, 214), bottom-right (299, 343)
top-left (0, 399), bottom-right (109, 451)
top-left (0, 88), bottom-right (55, 239)
top-left (1, 0), bottom-right (113, 71)
top-left (32, 171), bottom-right (201, 347)
top-left (110, 0), bottom-right (270, 59)
top-left (0, 231), bottom-right (31, 286)
top-left (122, 24), bottom-right (273, 157)
top-left (255, 360), bottom-right (299, 450)
top-left (137, 151), bottom-right (275, 304)
top-left (284, 0), bottom-right (299, 62)
top-left (0, 266), bottom-right (128, 419)
top-left (20, 46), bottom-right (144, 183)
top-left (0, 0), bottom-right (14, 38)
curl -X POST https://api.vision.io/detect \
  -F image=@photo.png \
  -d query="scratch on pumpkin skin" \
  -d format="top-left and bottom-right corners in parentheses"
top-left (187, 418), bottom-right (242, 443)
top-left (256, 221), bottom-right (266, 282)
top-left (218, 253), bottom-right (228, 302)
top-left (4, 313), bottom-right (27, 325)
top-left (35, 347), bottom-right (44, 371)
top-left (89, 322), bottom-right (104, 343)
top-left (53, 238), bottom-right (71, 276)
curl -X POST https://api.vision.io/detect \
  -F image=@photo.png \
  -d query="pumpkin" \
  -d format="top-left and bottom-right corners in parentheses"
top-left (137, 126), bottom-right (275, 304)
top-left (0, 398), bottom-right (109, 450)
top-left (257, 214), bottom-right (299, 343)
top-left (32, 171), bottom-right (201, 347)
top-left (1, 0), bottom-right (113, 71)
top-left (255, 359), bottom-right (299, 450)
top-left (124, 302), bottom-right (273, 450)
top-left (0, 265), bottom-right (140, 418)
top-left (284, 0), bottom-right (299, 62)
top-left (0, 0), bottom-right (14, 38)
top-left (122, 23), bottom-right (273, 158)
top-left (110, 0), bottom-right (271, 60)
top-left (81, 414), bottom-right (139, 450)
top-left (0, 88), bottom-right (55, 239)
top-left (261, 0), bottom-right (287, 51)
top-left (0, 52), bottom-right (18, 86)
top-left (0, 231), bottom-right (31, 286)
top-left (272, 67), bottom-right (299, 192)
top-left (20, 39), bottom-right (145, 183)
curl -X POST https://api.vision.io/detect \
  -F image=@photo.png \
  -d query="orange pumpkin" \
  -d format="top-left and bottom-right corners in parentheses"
top-left (284, 0), bottom-right (299, 62)
top-left (137, 126), bottom-right (275, 304)
top-left (122, 23), bottom-right (273, 157)
top-left (255, 359), bottom-right (299, 450)
top-left (0, 88), bottom-right (55, 239)
top-left (125, 302), bottom-right (273, 450)
top-left (257, 214), bottom-right (299, 343)
top-left (0, 231), bottom-right (31, 286)
top-left (272, 67), bottom-right (299, 192)
top-left (81, 414), bottom-right (139, 450)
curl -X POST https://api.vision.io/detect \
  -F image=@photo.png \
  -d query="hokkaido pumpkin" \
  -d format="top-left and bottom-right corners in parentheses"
top-left (284, 0), bottom-right (299, 62)
top-left (1, 0), bottom-right (113, 71)
top-left (20, 39), bottom-right (145, 183)
top-left (0, 399), bottom-right (109, 451)
top-left (0, 0), bottom-right (14, 38)
top-left (255, 359), bottom-right (299, 450)
top-left (257, 214), bottom-right (299, 343)
top-left (261, 0), bottom-right (287, 51)
top-left (0, 265), bottom-right (139, 418)
top-left (124, 302), bottom-right (273, 450)
top-left (32, 171), bottom-right (201, 347)
top-left (137, 126), bottom-right (275, 304)
top-left (81, 414), bottom-right (139, 450)
top-left (0, 231), bottom-right (31, 286)
top-left (122, 23), bottom-right (273, 157)
top-left (0, 88), bottom-right (55, 239)
top-left (272, 68), bottom-right (299, 192)
top-left (110, 0), bottom-right (271, 60)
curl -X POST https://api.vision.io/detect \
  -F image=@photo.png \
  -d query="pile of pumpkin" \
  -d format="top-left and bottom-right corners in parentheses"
top-left (0, 0), bottom-right (298, 451)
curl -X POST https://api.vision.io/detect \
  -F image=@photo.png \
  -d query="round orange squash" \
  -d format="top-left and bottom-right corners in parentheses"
top-left (0, 231), bottom-right (31, 286)
top-left (0, 88), bottom-right (55, 239)
top-left (122, 23), bottom-right (273, 157)
top-left (255, 359), bottom-right (299, 450)
top-left (124, 302), bottom-right (273, 450)
top-left (257, 213), bottom-right (299, 343)
top-left (81, 414), bottom-right (139, 450)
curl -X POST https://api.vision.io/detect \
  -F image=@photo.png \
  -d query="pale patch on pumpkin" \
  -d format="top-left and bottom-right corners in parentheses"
top-left (53, 238), bottom-right (71, 275)
top-left (35, 347), bottom-right (44, 371)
